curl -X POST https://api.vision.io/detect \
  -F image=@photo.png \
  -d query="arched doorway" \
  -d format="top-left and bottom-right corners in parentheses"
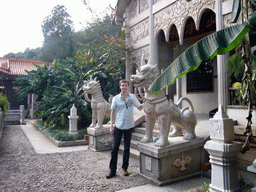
top-left (157, 26), bottom-right (179, 100)
top-left (157, 9), bottom-right (217, 113)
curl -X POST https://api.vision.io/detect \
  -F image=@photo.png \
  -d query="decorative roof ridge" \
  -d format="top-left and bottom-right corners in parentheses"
top-left (0, 57), bottom-right (51, 64)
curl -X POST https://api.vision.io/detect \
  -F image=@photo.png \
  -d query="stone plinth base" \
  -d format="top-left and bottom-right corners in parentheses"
top-left (204, 140), bottom-right (242, 192)
top-left (87, 125), bottom-right (113, 151)
top-left (137, 137), bottom-right (205, 186)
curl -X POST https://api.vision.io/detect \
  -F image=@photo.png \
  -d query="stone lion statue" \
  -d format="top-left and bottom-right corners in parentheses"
top-left (130, 55), bottom-right (197, 147)
top-left (83, 76), bottom-right (112, 129)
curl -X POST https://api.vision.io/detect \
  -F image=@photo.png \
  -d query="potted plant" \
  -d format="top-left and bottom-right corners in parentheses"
top-left (84, 134), bottom-right (89, 141)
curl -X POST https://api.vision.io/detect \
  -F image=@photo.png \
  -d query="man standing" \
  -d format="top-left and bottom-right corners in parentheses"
top-left (106, 80), bottom-right (143, 179)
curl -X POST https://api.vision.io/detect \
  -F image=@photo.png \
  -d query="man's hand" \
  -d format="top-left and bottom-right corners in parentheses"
top-left (110, 125), bottom-right (114, 135)
top-left (138, 103), bottom-right (144, 111)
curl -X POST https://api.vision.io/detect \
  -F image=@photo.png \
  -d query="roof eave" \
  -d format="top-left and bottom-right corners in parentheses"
top-left (113, 0), bottom-right (131, 26)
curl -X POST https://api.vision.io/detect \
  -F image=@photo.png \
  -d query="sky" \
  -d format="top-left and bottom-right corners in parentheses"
top-left (0, 0), bottom-right (117, 57)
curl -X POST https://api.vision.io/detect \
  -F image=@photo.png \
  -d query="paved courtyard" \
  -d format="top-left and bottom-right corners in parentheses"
top-left (0, 124), bottom-right (152, 191)
top-left (1, 119), bottom-right (255, 192)
top-left (1, 119), bottom-right (228, 192)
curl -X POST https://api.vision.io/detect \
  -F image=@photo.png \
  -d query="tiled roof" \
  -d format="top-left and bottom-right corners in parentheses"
top-left (0, 57), bottom-right (52, 76)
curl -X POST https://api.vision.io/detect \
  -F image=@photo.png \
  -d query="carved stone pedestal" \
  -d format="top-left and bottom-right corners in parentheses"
top-left (204, 140), bottom-right (242, 192)
top-left (87, 125), bottom-right (113, 151)
top-left (204, 105), bottom-right (242, 192)
top-left (137, 137), bottom-right (204, 186)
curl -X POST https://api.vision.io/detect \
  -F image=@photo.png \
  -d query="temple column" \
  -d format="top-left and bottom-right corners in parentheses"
top-left (216, 0), bottom-right (228, 111)
top-left (174, 44), bottom-right (181, 102)
top-left (124, 11), bottom-right (133, 92)
top-left (149, 0), bottom-right (157, 65)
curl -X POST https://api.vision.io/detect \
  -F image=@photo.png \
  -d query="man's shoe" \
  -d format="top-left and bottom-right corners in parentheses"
top-left (123, 170), bottom-right (129, 176)
top-left (106, 172), bottom-right (116, 179)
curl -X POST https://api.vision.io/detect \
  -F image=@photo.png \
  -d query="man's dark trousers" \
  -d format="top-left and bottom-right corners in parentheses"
top-left (109, 127), bottom-right (133, 173)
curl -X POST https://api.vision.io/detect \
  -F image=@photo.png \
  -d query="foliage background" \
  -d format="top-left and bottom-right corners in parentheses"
top-left (13, 5), bottom-right (126, 131)
top-left (0, 93), bottom-right (10, 115)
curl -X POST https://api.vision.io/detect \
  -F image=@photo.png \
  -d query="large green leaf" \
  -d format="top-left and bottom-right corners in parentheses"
top-left (251, 0), bottom-right (256, 7)
top-left (149, 23), bottom-right (251, 94)
top-left (230, 0), bottom-right (241, 23)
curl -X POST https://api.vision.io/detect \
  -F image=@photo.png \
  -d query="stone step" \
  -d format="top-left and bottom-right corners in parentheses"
top-left (234, 125), bottom-right (256, 147)
top-left (233, 124), bottom-right (256, 171)
top-left (119, 143), bottom-right (140, 159)
top-left (237, 147), bottom-right (256, 171)
top-left (234, 125), bottom-right (256, 136)
top-left (141, 122), bottom-right (159, 129)
top-left (119, 125), bottom-right (179, 160)
top-left (141, 122), bottom-right (158, 129)
top-left (131, 132), bottom-right (145, 142)
top-left (134, 127), bottom-right (160, 137)
top-left (121, 138), bottom-right (140, 149)
top-left (140, 122), bottom-right (181, 131)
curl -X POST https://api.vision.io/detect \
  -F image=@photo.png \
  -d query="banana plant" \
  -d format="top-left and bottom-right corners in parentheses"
top-left (15, 57), bottom-right (92, 129)
top-left (149, 0), bottom-right (256, 153)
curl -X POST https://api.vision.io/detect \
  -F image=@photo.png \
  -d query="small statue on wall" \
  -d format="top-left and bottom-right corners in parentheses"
top-left (130, 55), bottom-right (197, 147)
top-left (83, 76), bottom-right (112, 129)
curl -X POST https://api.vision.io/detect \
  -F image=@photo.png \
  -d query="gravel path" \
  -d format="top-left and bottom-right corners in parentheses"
top-left (0, 125), bottom-right (152, 192)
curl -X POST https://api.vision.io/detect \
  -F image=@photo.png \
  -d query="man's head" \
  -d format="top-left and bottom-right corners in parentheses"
top-left (119, 80), bottom-right (129, 94)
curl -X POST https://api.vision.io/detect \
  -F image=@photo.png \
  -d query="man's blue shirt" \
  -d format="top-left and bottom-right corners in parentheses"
top-left (111, 93), bottom-right (141, 130)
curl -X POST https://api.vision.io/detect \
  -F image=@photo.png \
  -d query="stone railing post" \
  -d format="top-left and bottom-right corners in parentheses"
top-left (204, 105), bottom-right (242, 192)
top-left (68, 105), bottom-right (79, 135)
top-left (20, 105), bottom-right (25, 124)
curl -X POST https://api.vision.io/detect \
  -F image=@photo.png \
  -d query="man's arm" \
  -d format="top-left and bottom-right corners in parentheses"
top-left (110, 109), bottom-right (116, 135)
top-left (133, 94), bottom-right (143, 111)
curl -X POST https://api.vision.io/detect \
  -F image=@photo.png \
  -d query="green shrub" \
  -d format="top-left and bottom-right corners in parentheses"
top-left (0, 93), bottom-right (10, 114)
top-left (196, 175), bottom-right (253, 192)
top-left (196, 182), bottom-right (210, 192)
top-left (33, 120), bottom-right (87, 141)
top-left (239, 174), bottom-right (252, 192)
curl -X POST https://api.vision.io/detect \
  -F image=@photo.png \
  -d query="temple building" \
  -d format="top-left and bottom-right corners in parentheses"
top-left (0, 57), bottom-right (51, 118)
top-left (113, 0), bottom-right (245, 121)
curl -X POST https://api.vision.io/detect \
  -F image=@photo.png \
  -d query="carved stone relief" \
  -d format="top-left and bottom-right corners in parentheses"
top-left (140, 0), bottom-right (149, 13)
top-left (130, 18), bottom-right (149, 44)
top-left (145, 156), bottom-right (152, 171)
top-left (210, 120), bottom-right (224, 138)
top-left (173, 153), bottom-right (192, 171)
top-left (154, 0), bottom-right (215, 39)
top-left (128, 0), bottom-right (218, 68)
top-left (154, 0), bottom-right (161, 4)
top-left (224, 13), bottom-right (241, 28)
top-left (223, 5), bottom-right (253, 29)
top-left (129, 0), bottom-right (138, 20)
top-left (98, 135), bottom-right (113, 146)
top-left (223, 17), bottom-right (229, 29)
top-left (130, 47), bottom-right (150, 67)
